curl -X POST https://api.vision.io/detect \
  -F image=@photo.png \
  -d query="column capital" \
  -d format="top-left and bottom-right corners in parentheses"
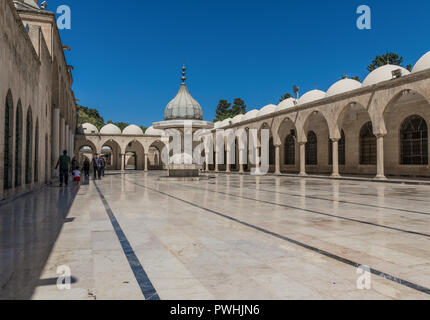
top-left (330, 138), bottom-right (340, 143)
top-left (375, 133), bottom-right (386, 139)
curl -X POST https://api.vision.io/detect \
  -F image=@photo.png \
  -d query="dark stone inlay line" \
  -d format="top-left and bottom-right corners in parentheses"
top-left (208, 176), bottom-right (430, 217)
top-left (126, 179), bottom-right (430, 297)
top-left (176, 181), bottom-right (430, 238)
top-left (94, 182), bottom-right (160, 300)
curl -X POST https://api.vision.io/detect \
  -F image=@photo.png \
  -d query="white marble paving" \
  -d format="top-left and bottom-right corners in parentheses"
top-left (1, 171), bottom-right (430, 300)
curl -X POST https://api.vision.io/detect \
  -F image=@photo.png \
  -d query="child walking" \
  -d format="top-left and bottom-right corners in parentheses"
top-left (73, 166), bottom-right (81, 185)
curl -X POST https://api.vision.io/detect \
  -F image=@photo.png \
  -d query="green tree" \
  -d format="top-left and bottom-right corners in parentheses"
top-left (77, 105), bottom-right (105, 129)
top-left (367, 52), bottom-right (412, 72)
top-left (214, 100), bottom-right (232, 122)
top-left (279, 93), bottom-right (292, 103)
top-left (231, 98), bottom-right (247, 116)
top-left (341, 75), bottom-right (361, 82)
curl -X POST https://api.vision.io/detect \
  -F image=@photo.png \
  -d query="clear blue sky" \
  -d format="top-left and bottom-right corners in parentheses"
top-left (51, 0), bottom-right (430, 127)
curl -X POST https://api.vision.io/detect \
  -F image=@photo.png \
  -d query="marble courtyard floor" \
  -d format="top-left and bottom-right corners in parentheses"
top-left (1, 171), bottom-right (430, 300)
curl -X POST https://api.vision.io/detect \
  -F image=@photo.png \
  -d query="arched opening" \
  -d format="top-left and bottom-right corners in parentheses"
top-left (278, 118), bottom-right (298, 173)
top-left (336, 102), bottom-right (373, 175)
top-left (269, 137), bottom-right (275, 166)
top-left (25, 107), bottom-right (33, 185)
top-left (45, 134), bottom-right (49, 184)
top-left (34, 120), bottom-right (39, 183)
top-left (383, 90), bottom-right (430, 176)
top-left (400, 115), bottom-right (428, 165)
top-left (148, 140), bottom-right (166, 170)
top-left (360, 122), bottom-right (376, 165)
top-left (101, 140), bottom-right (121, 170)
top-left (284, 134), bottom-right (295, 165)
top-left (15, 101), bottom-right (23, 188)
top-left (329, 130), bottom-right (346, 165)
top-left (125, 140), bottom-right (145, 170)
top-left (303, 111), bottom-right (330, 174)
top-left (3, 91), bottom-right (14, 190)
top-left (305, 131), bottom-right (318, 165)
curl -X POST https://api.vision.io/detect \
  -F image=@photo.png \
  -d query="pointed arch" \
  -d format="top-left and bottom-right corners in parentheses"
top-left (4, 90), bottom-right (14, 190)
top-left (400, 115), bottom-right (428, 165)
top-left (34, 119), bottom-right (39, 182)
top-left (360, 121), bottom-right (376, 165)
top-left (305, 131), bottom-right (318, 165)
top-left (25, 107), bottom-right (33, 185)
top-left (15, 100), bottom-right (23, 187)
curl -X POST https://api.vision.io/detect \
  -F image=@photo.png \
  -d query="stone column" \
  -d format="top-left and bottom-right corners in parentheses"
top-left (120, 153), bottom-right (125, 173)
top-left (331, 139), bottom-right (340, 178)
top-left (65, 124), bottom-right (70, 154)
top-left (299, 142), bottom-right (307, 176)
top-left (275, 145), bottom-right (281, 175)
top-left (375, 134), bottom-right (387, 180)
top-left (51, 108), bottom-right (60, 169)
top-left (226, 149), bottom-right (231, 173)
top-left (215, 151), bottom-right (219, 172)
top-left (144, 153), bottom-right (149, 172)
top-left (59, 117), bottom-right (65, 154)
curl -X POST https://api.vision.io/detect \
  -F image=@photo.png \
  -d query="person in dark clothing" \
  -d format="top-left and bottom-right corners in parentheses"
top-left (55, 150), bottom-right (71, 187)
top-left (83, 158), bottom-right (90, 177)
top-left (71, 157), bottom-right (78, 171)
top-left (100, 156), bottom-right (106, 177)
top-left (91, 156), bottom-right (101, 180)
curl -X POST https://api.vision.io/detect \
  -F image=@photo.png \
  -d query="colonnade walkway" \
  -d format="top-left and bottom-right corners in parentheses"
top-left (1, 171), bottom-right (430, 299)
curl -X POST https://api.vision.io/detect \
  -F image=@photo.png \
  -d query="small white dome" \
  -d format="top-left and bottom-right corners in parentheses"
top-left (242, 109), bottom-right (259, 121)
top-left (412, 51), bottom-right (430, 73)
top-left (122, 124), bottom-right (143, 135)
top-left (145, 126), bottom-right (164, 136)
top-left (276, 98), bottom-right (297, 112)
top-left (326, 78), bottom-right (362, 97)
top-left (100, 123), bottom-right (121, 135)
top-left (232, 114), bottom-right (244, 124)
top-left (298, 90), bottom-right (326, 105)
top-left (363, 65), bottom-right (410, 86)
top-left (80, 123), bottom-right (99, 134)
top-left (257, 104), bottom-right (277, 117)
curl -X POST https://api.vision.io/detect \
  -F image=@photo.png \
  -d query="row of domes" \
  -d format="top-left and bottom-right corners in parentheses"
top-left (215, 51), bottom-right (430, 129)
top-left (79, 123), bottom-right (164, 136)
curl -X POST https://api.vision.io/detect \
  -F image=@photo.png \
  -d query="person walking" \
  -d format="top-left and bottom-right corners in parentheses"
top-left (91, 155), bottom-right (100, 180)
top-left (100, 156), bottom-right (106, 178)
top-left (55, 150), bottom-right (71, 187)
top-left (71, 157), bottom-right (78, 171)
top-left (83, 158), bottom-right (90, 177)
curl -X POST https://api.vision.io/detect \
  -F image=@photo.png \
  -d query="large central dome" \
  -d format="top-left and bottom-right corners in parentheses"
top-left (164, 65), bottom-right (203, 121)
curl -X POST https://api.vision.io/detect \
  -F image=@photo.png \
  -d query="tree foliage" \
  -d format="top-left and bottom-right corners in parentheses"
top-left (280, 93), bottom-right (292, 103)
top-left (214, 98), bottom-right (247, 122)
top-left (341, 75), bottom-right (361, 82)
top-left (77, 105), bottom-right (148, 133)
top-left (367, 52), bottom-right (412, 72)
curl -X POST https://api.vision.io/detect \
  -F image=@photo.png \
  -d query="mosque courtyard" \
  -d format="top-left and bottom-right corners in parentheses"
top-left (1, 172), bottom-right (430, 300)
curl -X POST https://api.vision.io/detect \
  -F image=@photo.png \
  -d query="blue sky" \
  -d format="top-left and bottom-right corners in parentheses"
top-left (51, 0), bottom-right (430, 127)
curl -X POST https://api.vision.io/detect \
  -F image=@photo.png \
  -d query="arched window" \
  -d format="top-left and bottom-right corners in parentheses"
top-left (25, 108), bottom-right (33, 185)
top-left (400, 115), bottom-right (428, 165)
top-left (15, 101), bottom-right (23, 187)
top-left (269, 137), bottom-right (275, 165)
top-left (306, 131), bottom-right (318, 165)
top-left (4, 91), bottom-right (13, 190)
top-left (34, 120), bottom-right (39, 182)
top-left (329, 130), bottom-right (346, 165)
top-left (360, 121), bottom-right (376, 165)
top-left (284, 134), bottom-right (295, 165)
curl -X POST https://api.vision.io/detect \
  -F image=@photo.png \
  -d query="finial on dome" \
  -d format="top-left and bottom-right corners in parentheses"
top-left (181, 64), bottom-right (186, 84)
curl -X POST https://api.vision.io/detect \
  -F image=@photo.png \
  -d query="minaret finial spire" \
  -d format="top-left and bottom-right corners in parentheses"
top-left (181, 64), bottom-right (186, 84)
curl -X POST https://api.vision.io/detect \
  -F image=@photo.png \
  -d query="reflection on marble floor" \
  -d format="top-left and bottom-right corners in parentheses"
top-left (1, 171), bottom-right (430, 300)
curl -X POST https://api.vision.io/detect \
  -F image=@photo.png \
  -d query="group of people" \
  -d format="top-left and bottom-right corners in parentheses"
top-left (55, 150), bottom-right (107, 187)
